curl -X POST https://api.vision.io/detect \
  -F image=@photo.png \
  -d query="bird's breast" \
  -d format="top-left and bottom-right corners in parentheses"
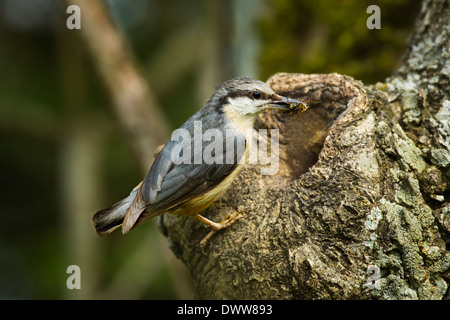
top-left (222, 103), bottom-right (258, 136)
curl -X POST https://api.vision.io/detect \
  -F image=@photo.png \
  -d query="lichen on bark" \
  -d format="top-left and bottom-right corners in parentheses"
top-left (160, 0), bottom-right (449, 299)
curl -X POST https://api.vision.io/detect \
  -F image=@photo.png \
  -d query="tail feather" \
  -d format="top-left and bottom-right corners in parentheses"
top-left (92, 184), bottom-right (140, 236)
top-left (92, 200), bottom-right (128, 236)
top-left (122, 186), bottom-right (146, 234)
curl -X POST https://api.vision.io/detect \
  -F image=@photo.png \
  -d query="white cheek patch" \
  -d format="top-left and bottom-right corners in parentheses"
top-left (227, 97), bottom-right (269, 115)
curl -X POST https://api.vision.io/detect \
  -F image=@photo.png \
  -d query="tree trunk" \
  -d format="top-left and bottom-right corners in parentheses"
top-left (161, 0), bottom-right (450, 299)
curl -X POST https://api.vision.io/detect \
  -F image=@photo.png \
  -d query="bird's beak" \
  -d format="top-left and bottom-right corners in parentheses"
top-left (269, 94), bottom-right (309, 111)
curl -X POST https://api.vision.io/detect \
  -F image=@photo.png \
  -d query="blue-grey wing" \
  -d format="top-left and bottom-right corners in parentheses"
top-left (141, 142), bottom-right (175, 203)
top-left (140, 131), bottom-right (246, 214)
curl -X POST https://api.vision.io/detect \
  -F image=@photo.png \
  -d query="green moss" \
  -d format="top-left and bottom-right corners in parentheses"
top-left (258, 0), bottom-right (421, 83)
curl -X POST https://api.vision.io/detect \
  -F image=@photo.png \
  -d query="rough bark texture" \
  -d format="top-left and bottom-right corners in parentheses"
top-left (161, 0), bottom-right (449, 299)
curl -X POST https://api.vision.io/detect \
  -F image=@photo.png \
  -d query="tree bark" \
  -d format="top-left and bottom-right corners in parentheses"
top-left (161, 0), bottom-right (450, 299)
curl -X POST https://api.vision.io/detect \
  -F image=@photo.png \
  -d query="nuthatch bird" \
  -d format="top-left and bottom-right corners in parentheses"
top-left (93, 77), bottom-right (308, 246)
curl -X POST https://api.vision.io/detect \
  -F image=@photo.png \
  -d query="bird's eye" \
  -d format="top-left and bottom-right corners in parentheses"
top-left (252, 91), bottom-right (262, 99)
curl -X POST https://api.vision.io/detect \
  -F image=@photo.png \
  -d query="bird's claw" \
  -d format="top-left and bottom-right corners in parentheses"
top-left (200, 208), bottom-right (247, 254)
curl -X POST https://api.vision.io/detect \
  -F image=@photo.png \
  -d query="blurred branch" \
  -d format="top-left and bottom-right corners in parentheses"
top-left (66, 0), bottom-right (171, 171)
top-left (60, 121), bottom-right (104, 299)
top-left (230, 0), bottom-right (261, 77)
top-left (63, 0), bottom-right (193, 299)
top-left (57, 25), bottom-right (103, 299)
top-left (196, 0), bottom-right (224, 103)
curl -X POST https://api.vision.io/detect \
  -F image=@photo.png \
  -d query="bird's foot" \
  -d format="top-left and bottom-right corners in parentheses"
top-left (196, 208), bottom-right (247, 253)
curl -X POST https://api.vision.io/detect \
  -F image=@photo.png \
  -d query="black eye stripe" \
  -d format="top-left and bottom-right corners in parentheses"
top-left (221, 89), bottom-right (270, 102)
top-left (252, 91), bottom-right (262, 99)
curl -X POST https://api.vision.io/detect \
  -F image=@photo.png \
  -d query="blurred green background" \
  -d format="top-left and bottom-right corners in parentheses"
top-left (0, 0), bottom-right (420, 299)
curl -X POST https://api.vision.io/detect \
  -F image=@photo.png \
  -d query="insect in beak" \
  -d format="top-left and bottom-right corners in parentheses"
top-left (270, 95), bottom-right (309, 114)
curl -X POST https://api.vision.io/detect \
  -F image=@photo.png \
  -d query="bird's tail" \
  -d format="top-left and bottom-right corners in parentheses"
top-left (92, 184), bottom-right (141, 236)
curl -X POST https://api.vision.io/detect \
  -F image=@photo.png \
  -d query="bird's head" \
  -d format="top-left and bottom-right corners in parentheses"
top-left (213, 77), bottom-right (306, 122)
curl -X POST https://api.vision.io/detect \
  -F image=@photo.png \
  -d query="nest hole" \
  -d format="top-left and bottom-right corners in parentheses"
top-left (281, 105), bottom-right (330, 177)
top-left (256, 97), bottom-right (348, 180)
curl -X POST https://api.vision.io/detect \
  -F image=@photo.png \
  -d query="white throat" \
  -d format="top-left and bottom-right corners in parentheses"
top-left (222, 97), bottom-right (267, 136)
